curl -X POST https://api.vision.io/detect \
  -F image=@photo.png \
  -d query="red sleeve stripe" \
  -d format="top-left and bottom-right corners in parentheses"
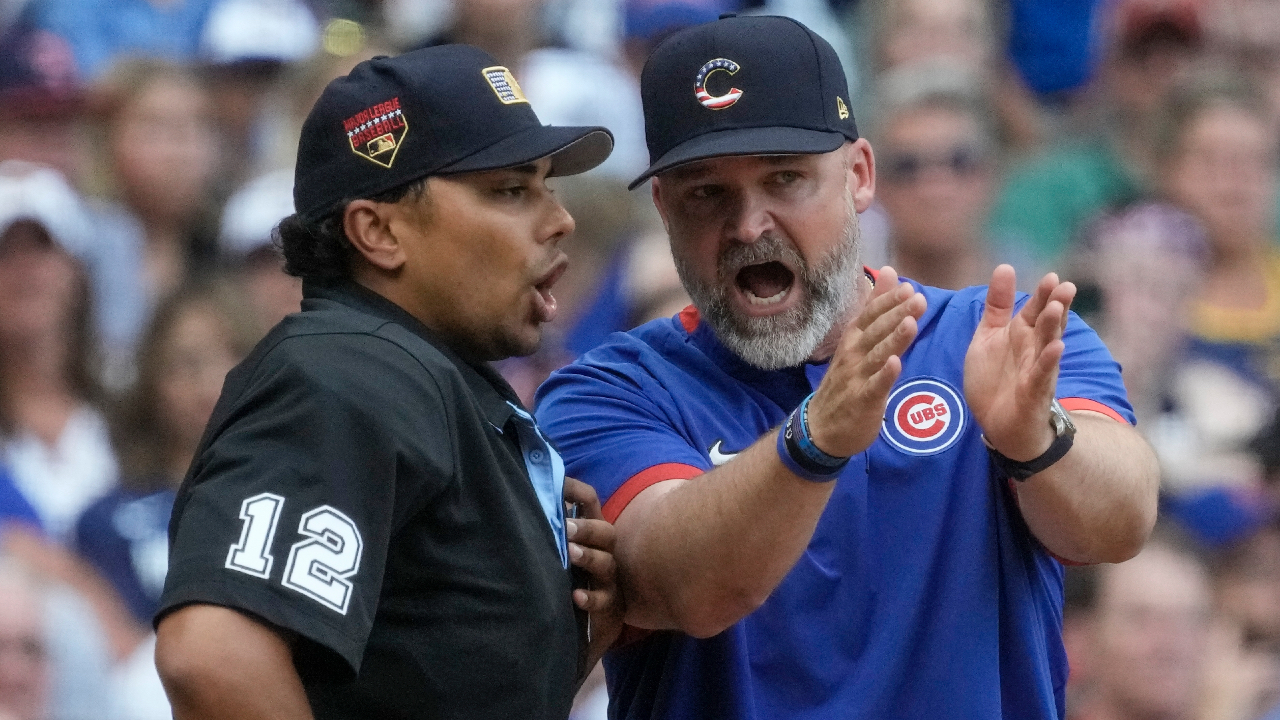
top-left (601, 462), bottom-right (705, 523)
top-left (1059, 397), bottom-right (1129, 425)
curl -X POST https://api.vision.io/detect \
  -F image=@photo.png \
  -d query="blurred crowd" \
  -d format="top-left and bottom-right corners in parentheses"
top-left (1, 0), bottom-right (1280, 718)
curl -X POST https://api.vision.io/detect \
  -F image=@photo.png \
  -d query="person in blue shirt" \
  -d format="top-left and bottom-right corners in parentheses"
top-left (535, 15), bottom-right (1160, 720)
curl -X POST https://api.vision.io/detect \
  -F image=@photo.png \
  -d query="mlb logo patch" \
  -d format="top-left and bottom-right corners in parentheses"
top-left (343, 97), bottom-right (407, 168)
top-left (881, 378), bottom-right (966, 456)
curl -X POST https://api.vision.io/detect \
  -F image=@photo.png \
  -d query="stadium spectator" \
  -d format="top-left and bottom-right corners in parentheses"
top-left (218, 169), bottom-right (302, 331)
top-left (84, 58), bottom-right (222, 385)
top-left (857, 0), bottom-right (1045, 155)
top-left (0, 206), bottom-right (115, 542)
top-left (1147, 75), bottom-right (1280, 495)
top-left (871, 62), bottom-right (1023, 290)
top-left (0, 558), bottom-right (48, 720)
top-left (19, 0), bottom-right (218, 80)
top-left (989, 0), bottom-right (1206, 270)
top-left (0, 18), bottom-right (88, 181)
top-left (1068, 203), bottom-right (1208, 424)
top-left (1064, 528), bottom-right (1216, 720)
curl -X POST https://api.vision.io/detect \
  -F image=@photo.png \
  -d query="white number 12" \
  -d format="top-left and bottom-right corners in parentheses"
top-left (224, 496), bottom-right (364, 615)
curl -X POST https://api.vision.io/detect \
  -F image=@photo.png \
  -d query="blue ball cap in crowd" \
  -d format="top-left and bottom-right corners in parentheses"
top-left (630, 14), bottom-right (859, 190)
top-left (294, 44), bottom-right (614, 222)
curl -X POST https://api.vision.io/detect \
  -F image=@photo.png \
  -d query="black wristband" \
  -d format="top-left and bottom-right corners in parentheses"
top-left (777, 395), bottom-right (848, 481)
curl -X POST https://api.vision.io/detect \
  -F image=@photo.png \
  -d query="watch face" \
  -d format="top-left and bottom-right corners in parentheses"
top-left (1050, 400), bottom-right (1077, 437)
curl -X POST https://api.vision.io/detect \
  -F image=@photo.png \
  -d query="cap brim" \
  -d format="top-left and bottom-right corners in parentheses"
top-left (628, 127), bottom-right (848, 190)
top-left (439, 125), bottom-right (614, 178)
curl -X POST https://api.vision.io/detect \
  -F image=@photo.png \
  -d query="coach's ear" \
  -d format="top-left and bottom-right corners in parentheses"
top-left (845, 138), bottom-right (875, 213)
top-left (650, 177), bottom-right (672, 235)
top-left (343, 199), bottom-right (406, 272)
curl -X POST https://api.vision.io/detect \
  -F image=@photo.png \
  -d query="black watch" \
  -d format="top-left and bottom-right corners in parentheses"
top-left (984, 399), bottom-right (1076, 482)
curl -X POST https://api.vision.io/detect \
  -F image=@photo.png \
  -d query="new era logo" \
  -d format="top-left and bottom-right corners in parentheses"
top-left (483, 66), bottom-right (529, 105)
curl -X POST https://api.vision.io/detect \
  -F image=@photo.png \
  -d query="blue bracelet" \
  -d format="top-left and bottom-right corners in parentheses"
top-left (795, 394), bottom-right (849, 467)
top-left (776, 394), bottom-right (848, 482)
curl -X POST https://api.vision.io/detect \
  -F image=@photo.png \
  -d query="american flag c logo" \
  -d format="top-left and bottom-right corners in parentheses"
top-left (694, 58), bottom-right (743, 110)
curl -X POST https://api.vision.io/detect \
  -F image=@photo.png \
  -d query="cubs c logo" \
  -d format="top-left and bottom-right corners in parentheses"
top-left (695, 58), bottom-right (742, 110)
top-left (881, 378), bottom-right (966, 456)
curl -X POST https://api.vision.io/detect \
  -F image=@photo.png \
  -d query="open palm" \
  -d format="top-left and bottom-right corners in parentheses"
top-left (964, 265), bottom-right (1076, 462)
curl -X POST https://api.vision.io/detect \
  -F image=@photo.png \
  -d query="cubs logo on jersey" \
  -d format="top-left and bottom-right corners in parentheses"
top-left (694, 58), bottom-right (743, 109)
top-left (881, 377), bottom-right (966, 456)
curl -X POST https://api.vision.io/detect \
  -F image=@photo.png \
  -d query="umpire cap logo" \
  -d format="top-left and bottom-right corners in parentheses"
top-left (343, 97), bottom-right (408, 168)
top-left (694, 58), bottom-right (743, 110)
top-left (483, 66), bottom-right (529, 105)
top-left (881, 378), bottom-right (966, 456)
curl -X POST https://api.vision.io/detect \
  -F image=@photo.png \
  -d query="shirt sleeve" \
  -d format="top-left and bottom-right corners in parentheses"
top-left (536, 354), bottom-right (710, 523)
top-left (156, 332), bottom-right (454, 677)
top-left (1052, 307), bottom-right (1136, 425)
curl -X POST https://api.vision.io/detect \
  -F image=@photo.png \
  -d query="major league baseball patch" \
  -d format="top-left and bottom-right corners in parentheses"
top-left (881, 378), bottom-right (966, 456)
top-left (344, 97), bottom-right (407, 168)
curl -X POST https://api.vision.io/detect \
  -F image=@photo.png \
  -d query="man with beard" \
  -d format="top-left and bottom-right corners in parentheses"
top-left (534, 15), bottom-right (1160, 720)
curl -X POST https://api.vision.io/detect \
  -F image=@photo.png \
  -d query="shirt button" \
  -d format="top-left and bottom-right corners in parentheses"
top-left (530, 449), bottom-right (545, 463)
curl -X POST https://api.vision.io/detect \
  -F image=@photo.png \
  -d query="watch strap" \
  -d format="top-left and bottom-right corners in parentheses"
top-left (984, 432), bottom-right (1074, 482)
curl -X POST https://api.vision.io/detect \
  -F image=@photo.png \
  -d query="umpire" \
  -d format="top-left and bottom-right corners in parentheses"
top-left (153, 46), bottom-right (620, 719)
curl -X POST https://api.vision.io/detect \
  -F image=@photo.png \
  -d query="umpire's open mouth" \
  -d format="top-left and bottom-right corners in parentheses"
top-left (735, 261), bottom-right (796, 310)
top-left (532, 259), bottom-right (567, 323)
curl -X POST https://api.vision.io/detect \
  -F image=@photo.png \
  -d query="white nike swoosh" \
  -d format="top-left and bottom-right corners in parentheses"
top-left (708, 440), bottom-right (738, 466)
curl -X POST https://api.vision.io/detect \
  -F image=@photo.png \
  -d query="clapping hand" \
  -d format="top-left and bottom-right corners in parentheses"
top-left (963, 265), bottom-right (1076, 461)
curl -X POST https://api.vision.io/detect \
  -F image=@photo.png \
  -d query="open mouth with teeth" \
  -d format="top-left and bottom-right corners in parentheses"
top-left (736, 261), bottom-right (796, 307)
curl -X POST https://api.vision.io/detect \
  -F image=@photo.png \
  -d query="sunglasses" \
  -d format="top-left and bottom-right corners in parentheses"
top-left (880, 145), bottom-right (989, 184)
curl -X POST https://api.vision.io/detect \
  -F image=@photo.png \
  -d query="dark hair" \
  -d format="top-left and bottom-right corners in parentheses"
top-left (275, 178), bottom-right (429, 282)
top-left (111, 278), bottom-right (260, 488)
top-left (0, 221), bottom-right (101, 435)
top-left (1154, 72), bottom-right (1272, 164)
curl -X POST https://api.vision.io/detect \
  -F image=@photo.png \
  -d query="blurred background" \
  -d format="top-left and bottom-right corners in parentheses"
top-left (3, 0), bottom-right (1280, 718)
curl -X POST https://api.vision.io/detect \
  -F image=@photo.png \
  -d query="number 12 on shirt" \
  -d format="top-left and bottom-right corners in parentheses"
top-left (224, 493), bottom-right (365, 615)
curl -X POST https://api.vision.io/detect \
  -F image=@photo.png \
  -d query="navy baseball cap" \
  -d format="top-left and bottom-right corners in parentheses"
top-left (294, 45), bottom-right (614, 222)
top-left (630, 15), bottom-right (858, 190)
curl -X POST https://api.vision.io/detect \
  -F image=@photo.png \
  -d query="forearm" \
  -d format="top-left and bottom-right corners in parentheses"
top-left (615, 429), bottom-right (836, 637)
top-left (155, 604), bottom-right (314, 720)
top-left (1015, 411), bottom-right (1159, 564)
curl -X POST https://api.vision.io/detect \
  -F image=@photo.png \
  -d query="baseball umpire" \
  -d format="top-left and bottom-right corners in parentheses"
top-left (153, 45), bottom-right (621, 719)
top-left (535, 15), bottom-right (1160, 720)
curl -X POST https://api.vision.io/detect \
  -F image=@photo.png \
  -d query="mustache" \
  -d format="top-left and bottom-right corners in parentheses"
top-left (716, 234), bottom-right (805, 282)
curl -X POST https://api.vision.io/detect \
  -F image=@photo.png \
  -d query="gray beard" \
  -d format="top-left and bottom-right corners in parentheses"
top-left (673, 198), bottom-right (862, 370)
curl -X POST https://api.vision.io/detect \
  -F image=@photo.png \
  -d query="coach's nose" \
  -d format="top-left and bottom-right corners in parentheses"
top-left (723, 189), bottom-right (777, 245)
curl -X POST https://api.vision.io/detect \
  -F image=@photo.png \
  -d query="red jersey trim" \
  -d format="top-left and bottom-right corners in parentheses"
top-left (601, 462), bottom-right (705, 523)
top-left (678, 305), bottom-right (700, 334)
top-left (1059, 397), bottom-right (1129, 425)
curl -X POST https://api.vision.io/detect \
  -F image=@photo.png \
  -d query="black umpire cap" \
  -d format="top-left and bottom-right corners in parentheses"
top-left (630, 14), bottom-right (859, 190)
top-left (294, 44), bottom-right (614, 222)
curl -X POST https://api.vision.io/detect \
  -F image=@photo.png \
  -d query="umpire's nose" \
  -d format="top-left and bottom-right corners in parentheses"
top-left (542, 194), bottom-right (575, 246)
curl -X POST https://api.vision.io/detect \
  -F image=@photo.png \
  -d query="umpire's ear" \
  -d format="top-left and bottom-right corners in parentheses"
top-left (342, 197), bottom-right (407, 272)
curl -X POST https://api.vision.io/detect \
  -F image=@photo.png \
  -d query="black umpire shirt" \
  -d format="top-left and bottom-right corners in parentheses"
top-left (156, 280), bottom-right (583, 719)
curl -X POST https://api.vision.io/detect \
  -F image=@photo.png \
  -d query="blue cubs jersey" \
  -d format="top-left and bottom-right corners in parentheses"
top-left (535, 280), bottom-right (1134, 720)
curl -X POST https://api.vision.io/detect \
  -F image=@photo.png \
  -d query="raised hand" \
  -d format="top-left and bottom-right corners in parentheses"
top-left (806, 267), bottom-right (927, 458)
top-left (964, 265), bottom-right (1076, 461)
